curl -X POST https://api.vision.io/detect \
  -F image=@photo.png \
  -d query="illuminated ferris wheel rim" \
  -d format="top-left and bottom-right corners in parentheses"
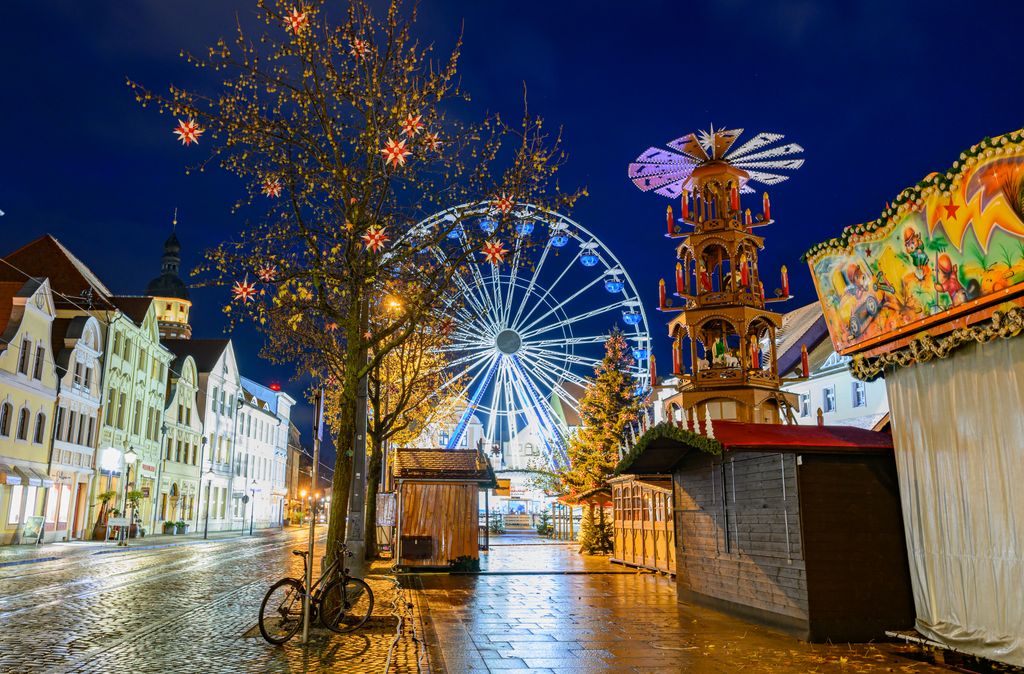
top-left (417, 201), bottom-right (651, 468)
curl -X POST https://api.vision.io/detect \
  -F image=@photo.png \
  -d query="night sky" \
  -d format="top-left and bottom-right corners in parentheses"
top-left (3, 1), bottom-right (1023, 466)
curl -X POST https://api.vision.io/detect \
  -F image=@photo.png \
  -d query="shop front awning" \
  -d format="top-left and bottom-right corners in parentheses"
top-left (0, 465), bottom-right (22, 485)
top-left (14, 467), bottom-right (55, 488)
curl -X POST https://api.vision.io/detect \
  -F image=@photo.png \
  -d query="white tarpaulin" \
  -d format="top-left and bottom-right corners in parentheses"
top-left (886, 336), bottom-right (1024, 666)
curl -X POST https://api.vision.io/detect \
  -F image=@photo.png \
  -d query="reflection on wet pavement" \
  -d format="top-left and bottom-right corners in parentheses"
top-left (411, 533), bottom-right (950, 673)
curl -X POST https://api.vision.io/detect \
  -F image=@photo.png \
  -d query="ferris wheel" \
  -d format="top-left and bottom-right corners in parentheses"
top-left (417, 202), bottom-right (651, 470)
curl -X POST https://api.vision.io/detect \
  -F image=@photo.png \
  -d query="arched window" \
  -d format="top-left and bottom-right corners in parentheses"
top-left (16, 408), bottom-right (30, 441)
top-left (0, 402), bottom-right (12, 436)
top-left (33, 413), bottom-right (46, 444)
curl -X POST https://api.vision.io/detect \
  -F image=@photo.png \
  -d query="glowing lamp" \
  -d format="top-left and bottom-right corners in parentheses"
top-left (100, 447), bottom-right (121, 472)
top-left (124, 447), bottom-right (138, 465)
top-left (269, 382), bottom-right (282, 392)
top-left (605, 277), bottom-right (624, 293)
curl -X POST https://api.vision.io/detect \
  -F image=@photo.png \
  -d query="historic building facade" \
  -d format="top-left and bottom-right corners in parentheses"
top-left (157, 353), bottom-right (203, 532)
top-left (145, 230), bottom-right (192, 340)
top-left (0, 278), bottom-right (58, 544)
top-left (239, 377), bottom-right (293, 529)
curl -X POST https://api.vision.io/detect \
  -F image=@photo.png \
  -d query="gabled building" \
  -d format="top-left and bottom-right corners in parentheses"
top-left (0, 278), bottom-right (58, 544)
top-left (776, 302), bottom-right (889, 429)
top-left (49, 314), bottom-right (105, 541)
top-left (158, 352), bottom-right (203, 532)
top-left (163, 338), bottom-right (242, 533)
top-left (239, 377), bottom-right (293, 530)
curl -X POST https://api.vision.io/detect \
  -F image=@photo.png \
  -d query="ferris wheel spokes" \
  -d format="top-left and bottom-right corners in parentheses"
top-left (513, 246), bottom-right (586, 332)
top-left (516, 271), bottom-right (607, 337)
top-left (519, 299), bottom-right (628, 341)
top-left (510, 243), bottom-right (553, 329)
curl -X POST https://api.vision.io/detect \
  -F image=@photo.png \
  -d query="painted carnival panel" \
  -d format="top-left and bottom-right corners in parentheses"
top-left (806, 129), bottom-right (1024, 355)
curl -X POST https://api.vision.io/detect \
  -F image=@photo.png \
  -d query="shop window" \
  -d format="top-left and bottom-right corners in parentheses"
top-left (59, 485), bottom-right (71, 523)
top-left (852, 381), bottom-right (867, 408)
top-left (7, 485), bottom-right (24, 524)
top-left (45, 488), bottom-right (58, 523)
top-left (822, 386), bottom-right (836, 413)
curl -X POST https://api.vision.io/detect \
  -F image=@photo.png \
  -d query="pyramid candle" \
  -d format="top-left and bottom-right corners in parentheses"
top-left (801, 344), bottom-right (810, 377)
top-left (763, 192), bottom-right (771, 221)
top-left (659, 278), bottom-right (666, 308)
top-left (730, 184), bottom-right (739, 212)
top-left (675, 262), bottom-right (684, 294)
top-left (681, 191), bottom-right (689, 220)
top-left (781, 265), bottom-right (789, 296)
top-left (666, 205), bottom-right (674, 236)
top-left (672, 337), bottom-right (682, 374)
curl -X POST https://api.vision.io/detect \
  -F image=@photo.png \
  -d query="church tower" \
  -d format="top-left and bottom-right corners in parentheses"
top-left (145, 219), bottom-right (192, 340)
top-left (629, 127), bottom-right (806, 425)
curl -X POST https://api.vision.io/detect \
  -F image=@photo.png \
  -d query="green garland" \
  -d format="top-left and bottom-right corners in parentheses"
top-left (849, 306), bottom-right (1024, 381)
top-left (802, 128), bottom-right (1024, 262)
top-left (614, 421), bottom-right (722, 475)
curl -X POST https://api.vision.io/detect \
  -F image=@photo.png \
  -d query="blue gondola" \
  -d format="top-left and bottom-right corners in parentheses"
top-left (446, 224), bottom-right (463, 240)
top-left (622, 310), bottom-right (642, 325)
top-left (479, 218), bottom-right (497, 234)
top-left (632, 347), bottom-right (649, 360)
top-left (580, 252), bottom-right (600, 267)
top-left (550, 234), bottom-right (569, 247)
top-left (604, 277), bottom-right (625, 293)
top-left (515, 220), bottom-right (535, 236)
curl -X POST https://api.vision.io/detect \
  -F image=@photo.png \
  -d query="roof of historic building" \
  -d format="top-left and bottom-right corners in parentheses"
top-left (145, 231), bottom-right (190, 301)
top-left (162, 338), bottom-right (231, 373)
top-left (1, 235), bottom-right (115, 311)
top-left (775, 301), bottom-right (831, 376)
top-left (110, 296), bottom-right (155, 325)
top-left (0, 278), bottom-right (47, 356)
top-left (392, 447), bottom-right (496, 485)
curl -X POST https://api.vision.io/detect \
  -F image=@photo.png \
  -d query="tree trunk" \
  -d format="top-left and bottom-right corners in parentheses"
top-left (324, 352), bottom-right (362, 563)
top-left (363, 434), bottom-right (384, 560)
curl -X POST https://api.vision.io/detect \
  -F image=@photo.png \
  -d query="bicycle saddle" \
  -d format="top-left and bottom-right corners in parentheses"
top-left (292, 550), bottom-right (309, 557)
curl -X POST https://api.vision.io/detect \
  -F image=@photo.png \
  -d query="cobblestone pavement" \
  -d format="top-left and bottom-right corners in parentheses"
top-left (0, 528), bottom-right (426, 674)
top-left (409, 534), bottom-right (955, 674)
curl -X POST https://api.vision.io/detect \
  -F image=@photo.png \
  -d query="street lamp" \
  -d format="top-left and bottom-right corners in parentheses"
top-left (119, 447), bottom-right (138, 547)
top-left (203, 463), bottom-right (215, 540)
top-left (249, 479), bottom-right (258, 536)
top-left (195, 436), bottom-right (208, 533)
top-left (152, 422), bottom-right (169, 533)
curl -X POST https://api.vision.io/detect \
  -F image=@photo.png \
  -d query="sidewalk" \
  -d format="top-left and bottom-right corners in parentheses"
top-left (0, 526), bottom-right (288, 567)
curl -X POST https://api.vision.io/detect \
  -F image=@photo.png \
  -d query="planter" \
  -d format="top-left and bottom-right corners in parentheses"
top-left (175, 524), bottom-right (189, 535)
top-left (162, 522), bottom-right (177, 535)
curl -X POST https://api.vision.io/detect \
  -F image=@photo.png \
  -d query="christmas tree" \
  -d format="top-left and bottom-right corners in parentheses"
top-left (535, 510), bottom-right (552, 536)
top-left (560, 329), bottom-right (642, 495)
top-left (577, 504), bottom-right (613, 554)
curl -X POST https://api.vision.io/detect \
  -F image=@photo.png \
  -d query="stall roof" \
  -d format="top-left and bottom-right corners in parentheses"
top-left (617, 421), bottom-right (893, 475)
top-left (393, 448), bottom-right (496, 486)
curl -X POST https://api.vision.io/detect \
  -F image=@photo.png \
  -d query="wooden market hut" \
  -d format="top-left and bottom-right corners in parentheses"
top-left (608, 475), bottom-right (675, 574)
top-left (393, 447), bottom-right (495, 571)
top-left (617, 421), bottom-right (915, 643)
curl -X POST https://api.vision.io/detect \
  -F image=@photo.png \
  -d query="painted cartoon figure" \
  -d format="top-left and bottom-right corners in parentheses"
top-left (838, 262), bottom-right (882, 339)
top-left (903, 227), bottom-right (929, 280)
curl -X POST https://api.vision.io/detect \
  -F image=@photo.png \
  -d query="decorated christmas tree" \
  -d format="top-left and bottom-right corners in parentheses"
top-left (577, 503), bottom-right (613, 554)
top-left (535, 509), bottom-right (552, 536)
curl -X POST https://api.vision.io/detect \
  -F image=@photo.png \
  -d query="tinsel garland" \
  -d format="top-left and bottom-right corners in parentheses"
top-left (849, 306), bottom-right (1024, 381)
top-left (614, 421), bottom-right (722, 475)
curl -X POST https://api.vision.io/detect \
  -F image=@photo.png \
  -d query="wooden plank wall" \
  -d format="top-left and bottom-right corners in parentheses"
top-left (674, 451), bottom-right (809, 626)
top-left (612, 482), bottom-right (675, 574)
top-left (399, 481), bottom-right (478, 567)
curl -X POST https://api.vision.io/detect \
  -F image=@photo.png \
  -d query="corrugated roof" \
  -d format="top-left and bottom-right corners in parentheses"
top-left (393, 448), bottom-right (494, 483)
top-left (776, 301), bottom-right (830, 376)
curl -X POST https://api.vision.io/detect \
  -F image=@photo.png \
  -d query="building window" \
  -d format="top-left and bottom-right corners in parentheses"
top-left (798, 393), bottom-right (810, 417)
top-left (74, 363), bottom-right (84, 387)
top-left (66, 411), bottom-right (77, 443)
top-left (132, 401), bottom-right (143, 435)
top-left (18, 338), bottom-right (32, 375)
top-left (117, 393), bottom-right (127, 429)
top-left (7, 486), bottom-right (24, 524)
top-left (33, 413), bottom-right (46, 444)
top-left (32, 346), bottom-right (45, 380)
top-left (823, 386), bottom-right (836, 414)
top-left (86, 416), bottom-right (95, 446)
top-left (439, 431), bottom-right (450, 447)
top-left (852, 381), bottom-right (867, 408)
top-left (16, 408), bottom-right (30, 440)
top-left (0, 402), bottom-right (11, 436)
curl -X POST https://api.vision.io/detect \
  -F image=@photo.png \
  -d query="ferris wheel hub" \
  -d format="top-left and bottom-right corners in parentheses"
top-left (495, 329), bottom-right (523, 355)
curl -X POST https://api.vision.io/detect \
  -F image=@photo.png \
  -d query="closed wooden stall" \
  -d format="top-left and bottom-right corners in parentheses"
top-left (609, 475), bottom-right (675, 574)
top-left (394, 448), bottom-right (495, 571)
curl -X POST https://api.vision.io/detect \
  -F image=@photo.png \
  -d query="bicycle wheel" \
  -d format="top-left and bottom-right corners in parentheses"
top-left (320, 577), bottom-right (374, 633)
top-left (259, 578), bottom-right (305, 645)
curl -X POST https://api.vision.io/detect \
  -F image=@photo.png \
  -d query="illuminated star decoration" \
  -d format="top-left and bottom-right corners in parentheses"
top-left (262, 178), bottom-right (282, 198)
top-left (494, 193), bottom-right (514, 214)
top-left (423, 132), bottom-right (441, 152)
top-left (362, 226), bottom-right (389, 253)
top-left (231, 276), bottom-right (259, 303)
top-left (629, 126), bottom-right (804, 199)
top-left (256, 264), bottom-right (278, 283)
top-left (401, 113), bottom-right (423, 137)
top-left (326, 322), bottom-right (338, 332)
top-left (942, 199), bottom-right (960, 220)
top-left (285, 8), bottom-right (308, 34)
top-left (173, 118), bottom-right (204, 146)
top-left (481, 240), bottom-right (508, 264)
top-left (350, 38), bottom-right (369, 59)
top-left (381, 138), bottom-right (411, 168)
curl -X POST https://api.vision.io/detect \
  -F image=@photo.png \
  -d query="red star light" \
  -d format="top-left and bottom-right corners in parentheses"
top-left (231, 276), bottom-right (259, 303)
top-left (943, 199), bottom-right (960, 220)
top-left (326, 322), bottom-right (338, 332)
top-left (423, 132), bottom-right (441, 152)
top-left (256, 264), bottom-right (278, 283)
top-left (362, 226), bottom-right (389, 253)
top-left (494, 193), bottom-right (514, 214)
top-left (285, 8), bottom-right (308, 34)
top-left (173, 118), bottom-right (204, 146)
top-left (481, 240), bottom-right (508, 265)
top-left (262, 178), bottom-right (282, 198)
top-left (381, 138), bottom-right (410, 168)
top-left (401, 113), bottom-right (423, 137)
top-left (350, 38), bottom-right (369, 59)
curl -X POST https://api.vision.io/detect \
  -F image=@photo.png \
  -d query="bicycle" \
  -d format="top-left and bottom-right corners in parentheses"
top-left (258, 545), bottom-right (374, 645)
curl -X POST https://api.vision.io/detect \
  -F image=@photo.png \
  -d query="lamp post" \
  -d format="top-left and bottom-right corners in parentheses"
top-left (194, 436), bottom-right (208, 533)
top-left (249, 479), bottom-right (258, 536)
top-left (203, 463), bottom-right (214, 540)
top-left (119, 447), bottom-right (138, 547)
top-left (152, 422), bottom-right (169, 534)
